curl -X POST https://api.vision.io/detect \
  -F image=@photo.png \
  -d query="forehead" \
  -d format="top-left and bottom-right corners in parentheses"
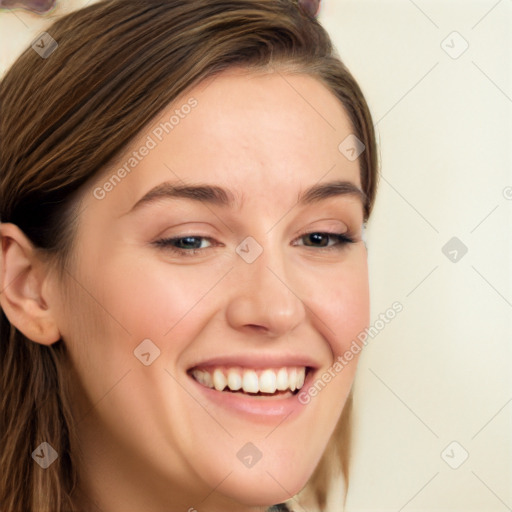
top-left (88, 69), bottom-right (362, 215)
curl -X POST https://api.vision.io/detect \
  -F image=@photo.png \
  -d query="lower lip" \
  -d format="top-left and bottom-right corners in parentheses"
top-left (188, 369), bottom-right (315, 419)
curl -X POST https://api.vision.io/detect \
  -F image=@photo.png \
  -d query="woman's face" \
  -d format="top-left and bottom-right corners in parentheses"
top-left (54, 69), bottom-right (370, 511)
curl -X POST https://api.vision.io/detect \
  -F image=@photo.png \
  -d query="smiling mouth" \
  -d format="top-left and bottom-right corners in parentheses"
top-left (187, 366), bottom-right (310, 398)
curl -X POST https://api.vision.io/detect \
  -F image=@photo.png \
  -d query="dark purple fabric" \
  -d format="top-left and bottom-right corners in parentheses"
top-left (297, 0), bottom-right (321, 17)
top-left (0, 0), bottom-right (56, 13)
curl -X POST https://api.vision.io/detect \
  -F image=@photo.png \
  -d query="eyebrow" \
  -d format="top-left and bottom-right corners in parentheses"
top-left (127, 179), bottom-right (367, 214)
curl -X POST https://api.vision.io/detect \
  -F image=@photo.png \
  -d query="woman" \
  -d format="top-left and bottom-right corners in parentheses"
top-left (0, 0), bottom-right (379, 510)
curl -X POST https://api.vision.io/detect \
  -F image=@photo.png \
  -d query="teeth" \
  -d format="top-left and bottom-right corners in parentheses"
top-left (227, 368), bottom-right (242, 391)
top-left (259, 369), bottom-right (277, 393)
top-left (191, 366), bottom-right (307, 395)
top-left (203, 371), bottom-right (213, 388)
top-left (276, 368), bottom-right (288, 391)
top-left (296, 368), bottom-right (305, 389)
top-left (242, 370), bottom-right (259, 393)
top-left (289, 367), bottom-right (297, 392)
top-left (213, 369), bottom-right (227, 391)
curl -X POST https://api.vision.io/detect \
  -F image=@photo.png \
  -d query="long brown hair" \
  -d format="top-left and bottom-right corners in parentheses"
top-left (0, 1), bottom-right (379, 510)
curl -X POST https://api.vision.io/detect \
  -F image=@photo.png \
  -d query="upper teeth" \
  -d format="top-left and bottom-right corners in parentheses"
top-left (191, 367), bottom-right (307, 394)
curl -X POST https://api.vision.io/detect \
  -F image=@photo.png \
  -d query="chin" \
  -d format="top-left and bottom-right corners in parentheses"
top-left (197, 453), bottom-right (315, 507)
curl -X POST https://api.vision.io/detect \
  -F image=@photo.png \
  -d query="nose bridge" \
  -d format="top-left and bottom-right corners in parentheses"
top-left (224, 234), bottom-right (306, 336)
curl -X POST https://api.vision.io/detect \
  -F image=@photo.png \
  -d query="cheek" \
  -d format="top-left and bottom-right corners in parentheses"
top-left (289, 252), bottom-right (369, 419)
top-left (91, 255), bottom-right (218, 344)
top-left (311, 254), bottom-right (370, 356)
top-left (60, 252), bottom-right (206, 400)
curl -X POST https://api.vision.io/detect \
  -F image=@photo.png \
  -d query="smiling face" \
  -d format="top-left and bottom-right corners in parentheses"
top-left (52, 68), bottom-right (370, 511)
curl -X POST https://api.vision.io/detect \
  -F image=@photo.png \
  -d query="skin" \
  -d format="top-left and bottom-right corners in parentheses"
top-left (0, 68), bottom-right (369, 512)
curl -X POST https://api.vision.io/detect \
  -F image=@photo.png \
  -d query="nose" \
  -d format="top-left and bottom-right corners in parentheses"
top-left (224, 241), bottom-right (306, 338)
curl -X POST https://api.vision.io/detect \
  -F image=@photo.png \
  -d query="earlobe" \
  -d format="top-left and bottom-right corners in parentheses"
top-left (0, 222), bottom-right (61, 345)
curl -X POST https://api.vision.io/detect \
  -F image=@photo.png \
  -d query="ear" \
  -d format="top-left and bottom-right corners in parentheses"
top-left (0, 222), bottom-right (61, 345)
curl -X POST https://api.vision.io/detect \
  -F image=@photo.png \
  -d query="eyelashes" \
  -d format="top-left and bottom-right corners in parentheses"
top-left (153, 231), bottom-right (357, 258)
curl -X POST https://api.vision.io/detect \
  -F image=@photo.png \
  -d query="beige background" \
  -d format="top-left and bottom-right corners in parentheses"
top-left (1, 1), bottom-right (511, 511)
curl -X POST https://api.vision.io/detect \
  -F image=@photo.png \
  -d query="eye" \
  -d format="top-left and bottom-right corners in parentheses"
top-left (293, 231), bottom-right (356, 251)
top-left (153, 231), bottom-right (356, 257)
top-left (153, 236), bottom-right (215, 256)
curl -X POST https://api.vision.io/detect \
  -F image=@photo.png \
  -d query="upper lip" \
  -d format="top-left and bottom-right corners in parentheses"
top-left (187, 353), bottom-right (321, 371)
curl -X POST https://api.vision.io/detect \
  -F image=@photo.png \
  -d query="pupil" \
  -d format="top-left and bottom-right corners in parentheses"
top-left (180, 237), bottom-right (201, 249)
top-left (308, 233), bottom-right (327, 247)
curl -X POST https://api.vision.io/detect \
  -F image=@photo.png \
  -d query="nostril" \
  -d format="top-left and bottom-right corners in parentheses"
top-left (247, 324), bottom-right (266, 331)
top-left (242, 324), bottom-right (271, 336)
